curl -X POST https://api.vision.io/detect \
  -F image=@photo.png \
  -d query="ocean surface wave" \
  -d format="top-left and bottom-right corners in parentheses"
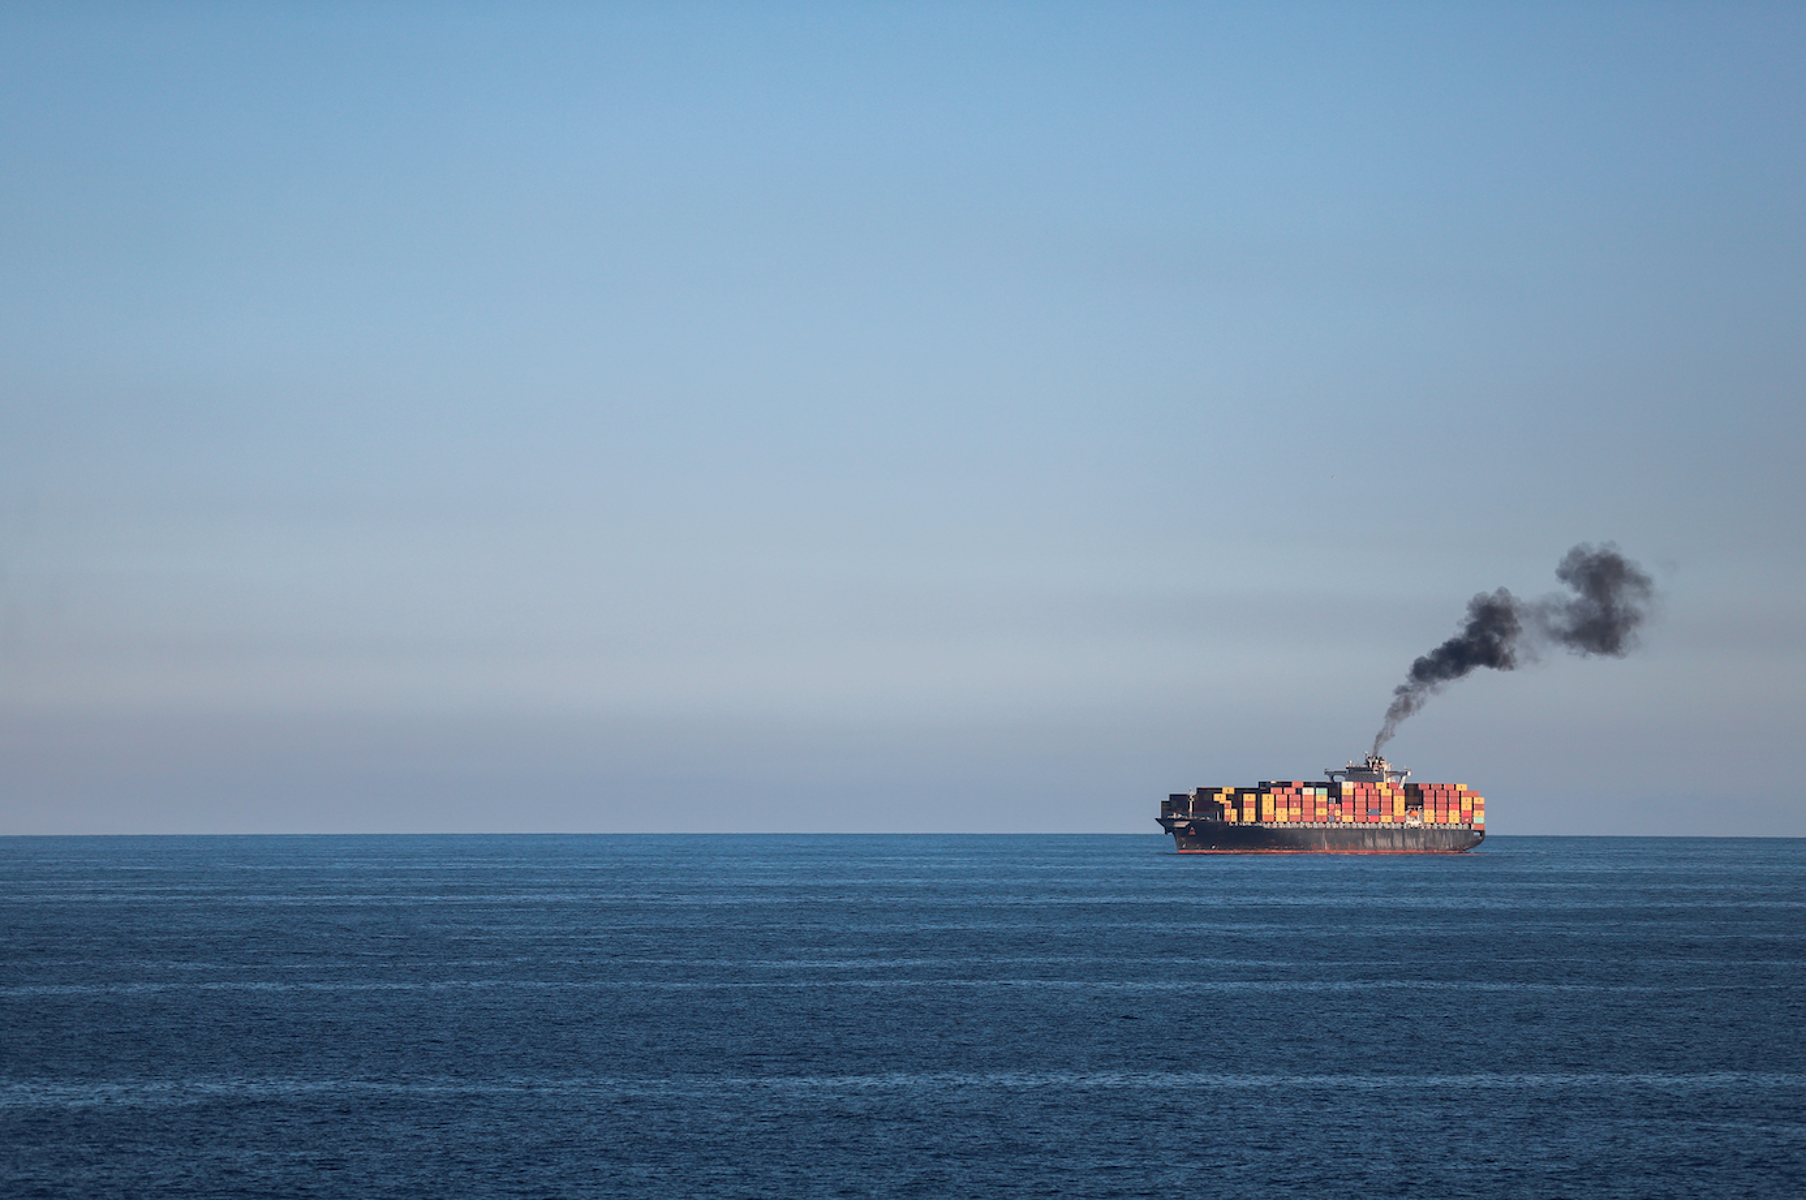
top-left (3, 833), bottom-right (1802, 1198)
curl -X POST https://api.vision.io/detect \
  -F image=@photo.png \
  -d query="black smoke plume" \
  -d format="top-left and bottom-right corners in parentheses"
top-left (1371, 544), bottom-right (1654, 754)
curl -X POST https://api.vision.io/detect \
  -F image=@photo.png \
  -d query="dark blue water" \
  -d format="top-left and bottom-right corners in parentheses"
top-left (3, 835), bottom-right (1803, 1198)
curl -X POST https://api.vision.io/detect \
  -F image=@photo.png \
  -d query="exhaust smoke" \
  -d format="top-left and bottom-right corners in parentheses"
top-left (1371, 543), bottom-right (1654, 755)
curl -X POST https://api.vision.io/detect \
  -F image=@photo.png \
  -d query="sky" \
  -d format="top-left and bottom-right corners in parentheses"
top-left (2, 3), bottom-right (1802, 835)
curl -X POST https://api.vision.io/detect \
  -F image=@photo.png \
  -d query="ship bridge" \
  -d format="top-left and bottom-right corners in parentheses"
top-left (1325, 753), bottom-right (1410, 784)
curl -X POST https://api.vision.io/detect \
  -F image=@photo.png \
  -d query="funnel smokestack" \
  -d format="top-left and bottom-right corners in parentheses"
top-left (1371, 543), bottom-right (1653, 754)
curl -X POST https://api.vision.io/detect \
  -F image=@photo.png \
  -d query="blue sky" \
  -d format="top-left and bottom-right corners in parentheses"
top-left (3, 4), bottom-right (1802, 834)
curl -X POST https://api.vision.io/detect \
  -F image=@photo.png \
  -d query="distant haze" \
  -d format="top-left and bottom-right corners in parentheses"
top-left (1, 6), bottom-right (1803, 835)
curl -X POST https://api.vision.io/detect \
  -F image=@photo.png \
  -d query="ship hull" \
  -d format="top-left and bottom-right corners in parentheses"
top-left (1160, 819), bottom-right (1482, 854)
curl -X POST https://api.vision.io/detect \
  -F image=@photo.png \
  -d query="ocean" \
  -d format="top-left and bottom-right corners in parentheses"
top-left (3, 834), bottom-right (1803, 1198)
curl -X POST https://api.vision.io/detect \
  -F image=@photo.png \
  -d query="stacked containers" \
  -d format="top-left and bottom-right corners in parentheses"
top-left (1182, 786), bottom-right (1239, 821)
top-left (1400, 782), bottom-right (1488, 826)
top-left (1343, 779), bottom-right (1387, 822)
top-left (1192, 788), bottom-right (1230, 821)
top-left (1186, 780), bottom-right (1485, 825)
top-left (1260, 782), bottom-right (1332, 824)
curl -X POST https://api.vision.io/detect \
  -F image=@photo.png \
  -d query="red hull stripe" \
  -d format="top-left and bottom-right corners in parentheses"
top-left (1175, 848), bottom-right (1475, 855)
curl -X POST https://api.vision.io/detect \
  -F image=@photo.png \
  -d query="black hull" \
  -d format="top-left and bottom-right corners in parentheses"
top-left (1159, 819), bottom-right (1483, 854)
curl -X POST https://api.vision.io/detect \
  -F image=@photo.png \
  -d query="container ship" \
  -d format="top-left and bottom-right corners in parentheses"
top-left (1158, 754), bottom-right (1484, 853)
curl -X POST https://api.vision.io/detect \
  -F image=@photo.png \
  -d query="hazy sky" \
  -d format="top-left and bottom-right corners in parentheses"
top-left (3, 4), bottom-right (1802, 835)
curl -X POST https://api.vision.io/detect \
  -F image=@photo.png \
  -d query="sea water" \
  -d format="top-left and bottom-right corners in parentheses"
top-left (2, 834), bottom-right (1802, 1198)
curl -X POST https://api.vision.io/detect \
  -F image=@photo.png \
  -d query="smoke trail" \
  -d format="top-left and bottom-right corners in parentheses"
top-left (1541, 543), bottom-right (1655, 657)
top-left (1371, 588), bottom-right (1521, 754)
top-left (1371, 543), bottom-right (1653, 754)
